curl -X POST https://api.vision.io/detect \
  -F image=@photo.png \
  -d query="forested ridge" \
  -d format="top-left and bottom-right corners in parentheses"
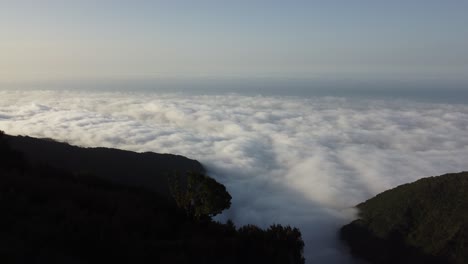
top-left (0, 131), bottom-right (305, 264)
top-left (341, 171), bottom-right (468, 264)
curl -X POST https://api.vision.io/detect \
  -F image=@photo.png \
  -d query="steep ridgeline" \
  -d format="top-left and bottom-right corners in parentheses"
top-left (0, 132), bottom-right (305, 264)
top-left (5, 134), bottom-right (204, 197)
top-left (341, 172), bottom-right (468, 264)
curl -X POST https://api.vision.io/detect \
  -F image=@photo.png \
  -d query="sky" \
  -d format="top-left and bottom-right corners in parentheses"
top-left (1, 1), bottom-right (468, 82)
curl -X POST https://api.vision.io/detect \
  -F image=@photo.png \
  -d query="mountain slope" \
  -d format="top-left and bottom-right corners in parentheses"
top-left (341, 172), bottom-right (468, 264)
top-left (5, 135), bottom-right (204, 196)
top-left (1, 132), bottom-right (305, 263)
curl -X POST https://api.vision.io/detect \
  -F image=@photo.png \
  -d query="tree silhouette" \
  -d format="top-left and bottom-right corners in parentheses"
top-left (169, 171), bottom-right (231, 219)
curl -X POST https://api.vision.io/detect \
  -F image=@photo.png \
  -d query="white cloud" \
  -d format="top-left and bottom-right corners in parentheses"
top-left (1, 90), bottom-right (468, 263)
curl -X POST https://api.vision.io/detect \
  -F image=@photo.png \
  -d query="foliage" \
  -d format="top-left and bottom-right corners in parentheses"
top-left (236, 224), bottom-right (305, 264)
top-left (0, 132), bottom-right (305, 263)
top-left (169, 171), bottom-right (231, 219)
top-left (341, 172), bottom-right (468, 264)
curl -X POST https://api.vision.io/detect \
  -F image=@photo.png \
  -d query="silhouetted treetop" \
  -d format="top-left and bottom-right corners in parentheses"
top-left (169, 171), bottom-right (231, 219)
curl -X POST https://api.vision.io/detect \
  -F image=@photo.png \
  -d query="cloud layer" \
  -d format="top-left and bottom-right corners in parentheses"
top-left (1, 90), bottom-right (468, 263)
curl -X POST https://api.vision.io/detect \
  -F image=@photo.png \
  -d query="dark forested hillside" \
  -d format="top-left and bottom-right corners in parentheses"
top-left (4, 134), bottom-right (204, 196)
top-left (341, 172), bottom-right (468, 264)
top-left (0, 132), bottom-right (305, 264)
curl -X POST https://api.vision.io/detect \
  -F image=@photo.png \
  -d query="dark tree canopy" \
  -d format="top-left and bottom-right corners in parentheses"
top-left (341, 172), bottom-right (468, 264)
top-left (170, 172), bottom-right (232, 219)
top-left (0, 132), bottom-right (305, 264)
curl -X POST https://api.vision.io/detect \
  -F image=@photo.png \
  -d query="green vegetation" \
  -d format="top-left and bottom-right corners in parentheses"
top-left (169, 171), bottom-right (232, 219)
top-left (0, 131), bottom-right (304, 263)
top-left (341, 172), bottom-right (468, 264)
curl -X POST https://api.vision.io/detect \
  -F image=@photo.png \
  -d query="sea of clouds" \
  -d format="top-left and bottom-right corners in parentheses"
top-left (1, 90), bottom-right (468, 263)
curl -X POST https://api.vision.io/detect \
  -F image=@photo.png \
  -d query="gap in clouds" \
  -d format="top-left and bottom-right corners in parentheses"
top-left (1, 90), bottom-right (468, 264)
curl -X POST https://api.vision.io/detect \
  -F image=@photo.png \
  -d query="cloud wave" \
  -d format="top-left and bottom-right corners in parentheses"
top-left (1, 90), bottom-right (468, 263)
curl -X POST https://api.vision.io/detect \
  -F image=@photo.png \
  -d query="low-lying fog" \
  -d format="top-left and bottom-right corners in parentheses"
top-left (1, 90), bottom-right (468, 263)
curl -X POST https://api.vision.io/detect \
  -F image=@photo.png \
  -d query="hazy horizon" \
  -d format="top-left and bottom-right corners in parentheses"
top-left (2, 77), bottom-right (467, 105)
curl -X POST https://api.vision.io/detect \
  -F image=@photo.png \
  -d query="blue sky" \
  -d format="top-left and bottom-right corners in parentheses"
top-left (1, 1), bottom-right (467, 82)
